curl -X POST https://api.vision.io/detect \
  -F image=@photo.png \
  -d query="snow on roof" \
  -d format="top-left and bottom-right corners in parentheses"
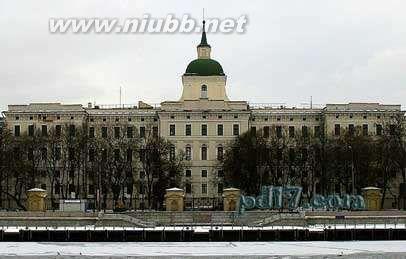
top-left (362, 187), bottom-right (381, 190)
top-left (27, 188), bottom-right (46, 192)
top-left (166, 187), bottom-right (184, 191)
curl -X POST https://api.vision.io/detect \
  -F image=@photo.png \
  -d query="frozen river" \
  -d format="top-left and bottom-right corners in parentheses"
top-left (0, 241), bottom-right (406, 258)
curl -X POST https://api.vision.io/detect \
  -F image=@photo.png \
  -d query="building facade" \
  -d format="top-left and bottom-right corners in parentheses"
top-left (2, 22), bottom-right (405, 209)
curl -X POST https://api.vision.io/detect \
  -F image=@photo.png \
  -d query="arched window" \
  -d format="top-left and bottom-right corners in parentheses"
top-left (185, 145), bottom-right (192, 161)
top-left (201, 145), bottom-right (207, 160)
top-left (201, 85), bottom-right (208, 99)
top-left (217, 145), bottom-right (224, 161)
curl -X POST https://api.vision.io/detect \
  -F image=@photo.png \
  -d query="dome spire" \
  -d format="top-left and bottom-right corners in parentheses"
top-left (197, 19), bottom-right (211, 59)
top-left (198, 20), bottom-right (211, 48)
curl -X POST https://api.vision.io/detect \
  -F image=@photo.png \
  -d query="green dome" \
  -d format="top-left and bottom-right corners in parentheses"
top-left (184, 58), bottom-right (225, 76)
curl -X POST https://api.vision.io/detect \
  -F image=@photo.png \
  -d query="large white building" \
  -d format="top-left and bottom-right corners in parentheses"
top-left (2, 21), bottom-right (404, 209)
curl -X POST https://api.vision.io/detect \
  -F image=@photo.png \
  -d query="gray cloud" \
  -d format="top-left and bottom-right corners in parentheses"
top-left (1, 0), bottom-right (405, 112)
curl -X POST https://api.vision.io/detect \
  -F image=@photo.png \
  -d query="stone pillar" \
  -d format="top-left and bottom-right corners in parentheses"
top-left (165, 188), bottom-right (184, 211)
top-left (26, 188), bottom-right (47, 212)
top-left (223, 188), bottom-right (240, 212)
top-left (362, 187), bottom-right (382, 210)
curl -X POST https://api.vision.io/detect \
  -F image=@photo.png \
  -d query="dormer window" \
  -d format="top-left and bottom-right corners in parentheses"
top-left (201, 85), bottom-right (208, 99)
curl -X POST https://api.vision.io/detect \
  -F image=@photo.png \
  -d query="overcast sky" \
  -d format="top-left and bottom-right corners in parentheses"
top-left (1, 0), bottom-right (405, 112)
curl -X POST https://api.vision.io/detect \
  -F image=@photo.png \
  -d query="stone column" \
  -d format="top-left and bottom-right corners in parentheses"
top-left (223, 188), bottom-right (240, 212)
top-left (26, 188), bottom-right (47, 212)
top-left (165, 188), bottom-right (184, 211)
top-left (362, 187), bottom-right (382, 210)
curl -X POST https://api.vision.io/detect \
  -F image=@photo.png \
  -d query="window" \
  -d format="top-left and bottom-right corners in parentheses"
top-left (217, 146), bottom-right (224, 160)
top-left (186, 183), bottom-right (192, 194)
top-left (14, 125), bottom-right (20, 137)
top-left (69, 184), bottom-right (75, 193)
top-left (140, 126), bottom-right (146, 138)
top-left (334, 124), bottom-right (340, 136)
top-left (276, 148), bottom-right (282, 160)
top-left (202, 183), bottom-right (207, 194)
top-left (185, 146), bottom-right (192, 160)
top-left (89, 127), bottom-right (95, 138)
top-left (89, 184), bottom-right (95, 194)
top-left (233, 124), bottom-right (239, 136)
top-left (41, 147), bottom-right (47, 160)
top-left (102, 149), bottom-right (107, 161)
top-left (127, 126), bottom-right (134, 138)
top-left (218, 183), bottom-right (224, 194)
top-left (170, 124), bottom-right (176, 136)
top-left (114, 149), bottom-right (120, 161)
top-left (314, 126), bottom-right (321, 137)
top-left (170, 145), bottom-right (175, 160)
top-left (185, 124), bottom-right (191, 136)
top-left (390, 124), bottom-right (396, 135)
top-left (139, 183), bottom-right (145, 195)
top-left (289, 148), bottom-right (295, 162)
top-left (263, 126), bottom-right (270, 138)
top-left (251, 126), bottom-right (256, 135)
top-left (54, 183), bottom-right (60, 194)
top-left (349, 124), bottom-right (355, 136)
top-left (89, 148), bottom-right (95, 162)
top-left (289, 126), bottom-right (295, 138)
top-left (153, 126), bottom-right (158, 137)
top-left (302, 126), bottom-right (308, 138)
top-left (127, 149), bottom-right (133, 162)
top-left (185, 169), bottom-right (191, 177)
top-left (28, 125), bottom-right (34, 137)
top-left (55, 147), bottom-right (61, 161)
top-left (55, 125), bottom-right (61, 137)
top-left (41, 125), bottom-right (47, 137)
top-left (201, 145), bottom-right (207, 160)
top-left (362, 124), bottom-right (368, 136)
top-left (217, 124), bottom-right (223, 136)
top-left (69, 125), bottom-right (75, 137)
top-left (201, 124), bottom-right (207, 136)
top-left (276, 126), bottom-right (282, 138)
top-left (102, 127), bottom-right (108, 138)
top-left (201, 84), bottom-right (208, 98)
top-left (126, 183), bottom-right (133, 194)
top-left (376, 124), bottom-right (383, 136)
top-left (201, 170), bottom-right (208, 177)
top-left (302, 148), bottom-right (308, 161)
top-left (335, 183), bottom-right (341, 194)
top-left (114, 127), bottom-right (120, 139)
top-left (218, 170), bottom-right (224, 178)
top-left (28, 149), bottom-right (34, 161)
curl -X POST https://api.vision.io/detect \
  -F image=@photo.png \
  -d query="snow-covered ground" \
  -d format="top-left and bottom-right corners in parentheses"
top-left (0, 241), bottom-right (405, 257)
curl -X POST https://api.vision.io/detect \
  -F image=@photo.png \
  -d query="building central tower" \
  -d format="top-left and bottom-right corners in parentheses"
top-left (180, 21), bottom-right (228, 101)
